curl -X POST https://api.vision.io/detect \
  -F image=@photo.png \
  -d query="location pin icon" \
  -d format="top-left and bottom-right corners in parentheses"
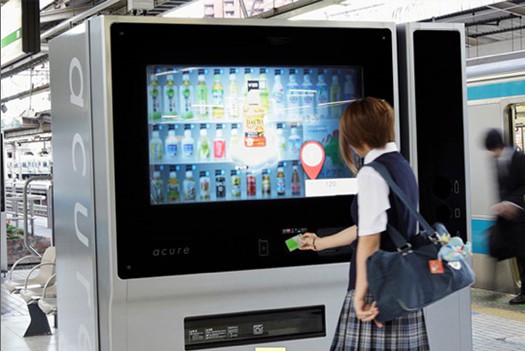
top-left (300, 141), bottom-right (325, 179)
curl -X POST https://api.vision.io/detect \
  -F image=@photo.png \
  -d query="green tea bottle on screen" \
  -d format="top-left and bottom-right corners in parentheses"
top-left (211, 69), bottom-right (225, 118)
top-left (150, 124), bottom-right (163, 162)
top-left (180, 72), bottom-right (193, 119)
top-left (167, 166), bottom-right (180, 203)
top-left (163, 74), bottom-right (177, 118)
top-left (259, 68), bottom-right (270, 113)
top-left (151, 166), bottom-right (164, 203)
top-left (195, 69), bottom-right (209, 119)
top-left (148, 74), bottom-right (162, 120)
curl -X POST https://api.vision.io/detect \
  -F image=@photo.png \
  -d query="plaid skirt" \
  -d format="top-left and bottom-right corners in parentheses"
top-left (330, 290), bottom-right (430, 351)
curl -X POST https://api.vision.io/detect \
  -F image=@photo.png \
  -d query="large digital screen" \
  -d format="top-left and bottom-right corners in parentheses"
top-left (146, 65), bottom-right (362, 205)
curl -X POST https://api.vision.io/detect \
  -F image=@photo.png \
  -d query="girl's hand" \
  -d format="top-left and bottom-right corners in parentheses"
top-left (354, 296), bottom-right (383, 328)
top-left (299, 232), bottom-right (318, 251)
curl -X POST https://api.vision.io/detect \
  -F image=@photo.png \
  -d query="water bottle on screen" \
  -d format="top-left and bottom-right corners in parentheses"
top-left (181, 126), bottom-right (195, 159)
top-left (271, 69), bottom-right (285, 120)
top-left (287, 69), bottom-right (300, 120)
top-left (330, 73), bottom-right (342, 117)
top-left (165, 124), bottom-right (178, 160)
top-left (301, 69), bottom-right (315, 122)
top-left (225, 68), bottom-right (240, 118)
top-left (288, 125), bottom-right (302, 156)
top-left (316, 70), bottom-right (329, 119)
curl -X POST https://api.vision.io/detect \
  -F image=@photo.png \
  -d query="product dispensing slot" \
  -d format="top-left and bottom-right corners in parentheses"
top-left (184, 305), bottom-right (325, 350)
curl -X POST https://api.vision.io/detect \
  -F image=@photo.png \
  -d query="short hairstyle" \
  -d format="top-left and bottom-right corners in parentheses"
top-left (338, 97), bottom-right (395, 174)
top-left (484, 128), bottom-right (505, 151)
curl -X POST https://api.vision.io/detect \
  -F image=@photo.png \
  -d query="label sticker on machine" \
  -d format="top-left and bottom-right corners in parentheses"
top-left (184, 305), bottom-right (325, 350)
top-left (305, 178), bottom-right (357, 197)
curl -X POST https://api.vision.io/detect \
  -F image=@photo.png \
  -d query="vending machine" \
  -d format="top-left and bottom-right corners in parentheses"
top-left (49, 16), bottom-right (470, 351)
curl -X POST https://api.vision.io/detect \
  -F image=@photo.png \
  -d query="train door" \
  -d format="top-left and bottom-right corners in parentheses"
top-left (509, 103), bottom-right (525, 151)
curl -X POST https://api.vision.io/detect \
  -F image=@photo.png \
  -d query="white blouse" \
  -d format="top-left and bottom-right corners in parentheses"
top-left (356, 142), bottom-right (399, 236)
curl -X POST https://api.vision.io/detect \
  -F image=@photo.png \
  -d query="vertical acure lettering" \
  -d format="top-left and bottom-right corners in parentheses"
top-left (68, 55), bottom-right (93, 350)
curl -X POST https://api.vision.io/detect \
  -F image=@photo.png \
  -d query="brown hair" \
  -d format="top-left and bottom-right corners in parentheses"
top-left (338, 97), bottom-right (395, 174)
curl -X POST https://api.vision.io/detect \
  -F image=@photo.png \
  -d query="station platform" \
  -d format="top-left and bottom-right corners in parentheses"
top-left (2, 268), bottom-right (525, 351)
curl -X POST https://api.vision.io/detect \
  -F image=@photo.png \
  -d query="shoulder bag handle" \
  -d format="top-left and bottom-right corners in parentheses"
top-left (367, 161), bottom-right (436, 241)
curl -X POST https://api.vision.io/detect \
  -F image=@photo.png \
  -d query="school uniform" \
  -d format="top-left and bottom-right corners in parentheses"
top-left (330, 143), bottom-right (429, 351)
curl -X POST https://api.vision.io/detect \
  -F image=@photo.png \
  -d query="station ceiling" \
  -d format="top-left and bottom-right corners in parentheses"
top-left (1, 0), bottom-right (524, 78)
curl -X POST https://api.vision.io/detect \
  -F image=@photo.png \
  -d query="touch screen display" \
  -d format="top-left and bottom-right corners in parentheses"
top-left (146, 65), bottom-right (362, 205)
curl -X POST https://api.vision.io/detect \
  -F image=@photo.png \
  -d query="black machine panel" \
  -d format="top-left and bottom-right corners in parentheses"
top-left (184, 305), bottom-right (325, 350)
top-left (413, 29), bottom-right (467, 241)
top-left (109, 22), bottom-right (396, 279)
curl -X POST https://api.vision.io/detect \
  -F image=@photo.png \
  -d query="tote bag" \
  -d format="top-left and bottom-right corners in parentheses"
top-left (366, 162), bottom-right (475, 323)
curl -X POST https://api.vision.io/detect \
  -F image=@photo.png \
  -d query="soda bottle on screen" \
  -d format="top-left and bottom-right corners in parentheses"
top-left (225, 68), bottom-right (239, 118)
top-left (163, 74), bottom-right (177, 118)
top-left (195, 69), bottom-right (209, 119)
top-left (231, 169), bottom-right (241, 198)
top-left (197, 125), bottom-right (211, 160)
top-left (271, 69), bottom-right (286, 120)
top-left (259, 68), bottom-right (270, 113)
top-left (211, 69), bottom-right (225, 118)
top-left (215, 170), bottom-right (226, 199)
top-left (148, 74), bottom-right (162, 121)
top-left (213, 125), bottom-right (226, 159)
top-left (150, 124), bottom-right (163, 162)
top-left (287, 69), bottom-right (300, 120)
top-left (276, 163), bottom-right (285, 196)
top-left (316, 70), bottom-right (329, 119)
top-left (167, 166), bottom-right (180, 203)
top-left (183, 167), bottom-right (196, 201)
top-left (151, 166), bottom-right (164, 203)
top-left (181, 126), bottom-right (195, 159)
top-left (262, 169), bottom-right (271, 197)
top-left (199, 171), bottom-right (211, 200)
top-left (180, 72), bottom-right (194, 119)
top-left (165, 124), bottom-right (178, 160)
top-left (246, 171), bottom-right (257, 197)
top-left (292, 162), bottom-right (301, 196)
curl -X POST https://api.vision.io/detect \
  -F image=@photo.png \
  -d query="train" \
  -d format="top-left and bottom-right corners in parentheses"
top-left (466, 50), bottom-right (525, 293)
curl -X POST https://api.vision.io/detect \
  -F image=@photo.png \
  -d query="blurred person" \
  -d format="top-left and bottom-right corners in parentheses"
top-left (300, 97), bottom-right (429, 350)
top-left (484, 128), bottom-right (525, 305)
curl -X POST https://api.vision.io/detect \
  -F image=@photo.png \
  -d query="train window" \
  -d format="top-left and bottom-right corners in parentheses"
top-left (508, 103), bottom-right (525, 152)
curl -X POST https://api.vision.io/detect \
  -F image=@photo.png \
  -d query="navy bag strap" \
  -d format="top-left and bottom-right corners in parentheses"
top-left (366, 161), bottom-right (436, 246)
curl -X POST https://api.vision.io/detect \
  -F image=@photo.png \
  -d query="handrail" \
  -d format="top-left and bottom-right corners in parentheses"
top-left (23, 176), bottom-right (53, 257)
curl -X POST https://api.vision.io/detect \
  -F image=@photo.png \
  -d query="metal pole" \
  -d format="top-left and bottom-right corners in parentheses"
top-left (23, 175), bottom-right (52, 257)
